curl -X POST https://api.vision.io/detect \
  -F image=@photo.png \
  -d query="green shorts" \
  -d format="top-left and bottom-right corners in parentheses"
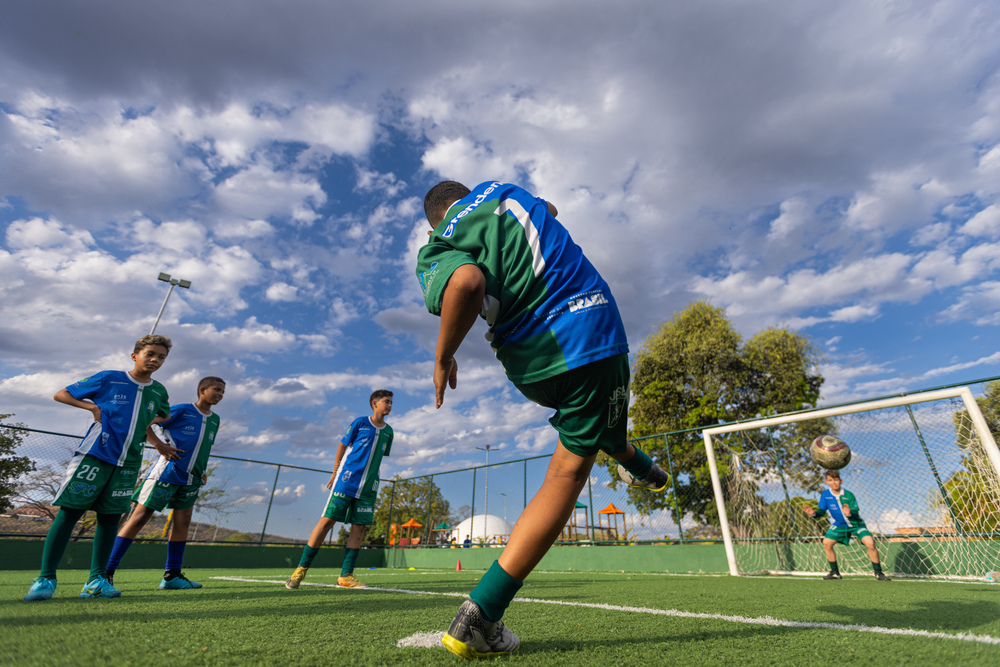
top-left (132, 477), bottom-right (202, 512)
top-left (825, 524), bottom-right (872, 546)
top-left (53, 454), bottom-right (140, 514)
top-left (323, 492), bottom-right (375, 525)
top-left (515, 353), bottom-right (630, 457)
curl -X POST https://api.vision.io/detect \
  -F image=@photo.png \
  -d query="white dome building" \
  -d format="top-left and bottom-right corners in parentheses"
top-left (451, 514), bottom-right (513, 546)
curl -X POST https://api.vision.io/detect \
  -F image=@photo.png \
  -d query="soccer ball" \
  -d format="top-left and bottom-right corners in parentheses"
top-left (810, 435), bottom-right (852, 470)
top-left (986, 571), bottom-right (999, 583)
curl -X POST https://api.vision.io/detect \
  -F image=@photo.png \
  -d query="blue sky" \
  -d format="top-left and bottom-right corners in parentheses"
top-left (2, 0), bottom-right (1000, 482)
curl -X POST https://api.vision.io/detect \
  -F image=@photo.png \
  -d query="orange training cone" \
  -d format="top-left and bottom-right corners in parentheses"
top-left (456, 559), bottom-right (462, 571)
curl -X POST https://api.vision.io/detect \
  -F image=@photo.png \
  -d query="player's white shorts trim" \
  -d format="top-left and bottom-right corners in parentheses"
top-left (134, 478), bottom-right (160, 506)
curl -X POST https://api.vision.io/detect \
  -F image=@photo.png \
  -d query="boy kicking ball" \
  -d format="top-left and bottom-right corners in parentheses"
top-left (285, 390), bottom-right (394, 590)
top-left (802, 469), bottom-right (890, 581)
top-left (105, 376), bottom-right (226, 590)
top-left (416, 181), bottom-right (669, 658)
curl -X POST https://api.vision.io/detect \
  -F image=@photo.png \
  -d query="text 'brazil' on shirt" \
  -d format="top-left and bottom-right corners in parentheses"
top-left (415, 181), bottom-right (628, 384)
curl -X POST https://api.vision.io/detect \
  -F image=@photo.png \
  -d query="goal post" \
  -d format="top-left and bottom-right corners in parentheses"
top-left (702, 387), bottom-right (1000, 579)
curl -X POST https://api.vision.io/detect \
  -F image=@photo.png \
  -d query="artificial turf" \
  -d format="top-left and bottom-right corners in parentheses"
top-left (2, 568), bottom-right (998, 665)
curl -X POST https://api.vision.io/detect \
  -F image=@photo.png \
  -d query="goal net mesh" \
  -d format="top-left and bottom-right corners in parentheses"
top-left (714, 394), bottom-right (1000, 579)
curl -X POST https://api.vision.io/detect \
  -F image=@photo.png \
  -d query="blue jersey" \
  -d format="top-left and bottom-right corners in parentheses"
top-left (417, 181), bottom-right (628, 384)
top-left (144, 403), bottom-right (221, 486)
top-left (332, 416), bottom-right (393, 500)
top-left (814, 488), bottom-right (864, 528)
top-left (66, 370), bottom-right (170, 467)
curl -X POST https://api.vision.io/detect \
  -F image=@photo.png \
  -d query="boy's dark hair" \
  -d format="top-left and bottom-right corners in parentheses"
top-left (424, 181), bottom-right (471, 225)
top-left (198, 376), bottom-right (226, 393)
top-left (370, 389), bottom-right (393, 408)
top-left (824, 469), bottom-right (841, 478)
top-left (134, 334), bottom-right (172, 354)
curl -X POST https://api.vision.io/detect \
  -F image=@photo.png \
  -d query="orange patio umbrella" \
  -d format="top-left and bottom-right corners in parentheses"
top-left (598, 503), bottom-right (627, 541)
top-left (401, 517), bottom-right (423, 544)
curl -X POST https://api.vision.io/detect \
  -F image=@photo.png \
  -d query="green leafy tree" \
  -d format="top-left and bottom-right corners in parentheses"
top-left (0, 416), bottom-right (35, 513)
top-left (616, 301), bottom-right (829, 527)
top-left (370, 477), bottom-right (452, 546)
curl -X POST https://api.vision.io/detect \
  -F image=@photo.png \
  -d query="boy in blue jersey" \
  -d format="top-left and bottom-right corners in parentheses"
top-left (285, 390), bottom-right (393, 590)
top-left (104, 376), bottom-right (226, 590)
top-left (416, 181), bottom-right (669, 658)
top-left (24, 335), bottom-right (174, 602)
top-left (802, 469), bottom-right (890, 581)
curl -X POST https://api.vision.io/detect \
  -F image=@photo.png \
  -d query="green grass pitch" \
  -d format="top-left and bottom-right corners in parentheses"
top-left (2, 568), bottom-right (999, 665)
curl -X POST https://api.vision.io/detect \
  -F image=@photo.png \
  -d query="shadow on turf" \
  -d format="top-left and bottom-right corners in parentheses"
top-left (816, 599), bottom-right (999, 632)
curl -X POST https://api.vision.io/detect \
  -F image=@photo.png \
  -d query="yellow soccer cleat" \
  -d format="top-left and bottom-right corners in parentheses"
top-left (285, 566), bottom-right (308, 590)
top-left (336, 574), bottom-right (367, 588)
top-left (442, 599), bottom-right (520, 659)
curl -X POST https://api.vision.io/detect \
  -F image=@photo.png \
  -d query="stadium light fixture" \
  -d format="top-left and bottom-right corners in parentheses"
top-left (150, 272), bottom-right (192, 334)
top-left (475, 444), bottom-right (495, 543)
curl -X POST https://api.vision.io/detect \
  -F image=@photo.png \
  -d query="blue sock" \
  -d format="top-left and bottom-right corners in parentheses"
top-left (165, 541), bottom-right (186, 574)
top-left (106, 536), bottom-right (134, 573)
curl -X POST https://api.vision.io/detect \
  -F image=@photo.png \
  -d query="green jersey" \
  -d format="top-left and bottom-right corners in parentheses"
top-left (416, 181), bottom-right (628, 384)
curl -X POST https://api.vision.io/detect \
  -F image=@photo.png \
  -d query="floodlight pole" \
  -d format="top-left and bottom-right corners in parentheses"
top-left (475, 444), bottom-right (494, 543)
top-left (151, 272), bottom-right (191, 334)
top-left (500, 493), bottom-right (507, 524)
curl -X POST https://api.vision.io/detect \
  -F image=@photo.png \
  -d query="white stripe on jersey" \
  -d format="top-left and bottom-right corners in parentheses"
top-left (74, 420), bottom-right (103, 460)
top-left (496, 198), bottom-right (545, 277)
top-left (119, 384), bottom-right (144, 466)
top-left (144, 455), bottom-right (170, 483)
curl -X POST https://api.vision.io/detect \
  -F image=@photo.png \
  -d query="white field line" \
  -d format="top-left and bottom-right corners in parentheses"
top-left (211, 576), bottom-right (1000, 646)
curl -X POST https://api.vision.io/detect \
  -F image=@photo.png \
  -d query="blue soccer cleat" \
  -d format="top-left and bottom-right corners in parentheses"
top-left (24, 577), bottom-right (57, 602)
top-left (80, 575), bottom-right (122, 598)
top-left (159, 573), bottom-right (202, 590)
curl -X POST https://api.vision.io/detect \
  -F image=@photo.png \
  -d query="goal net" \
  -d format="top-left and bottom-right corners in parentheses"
top-left (702, 387), bottom-right (1000, 579)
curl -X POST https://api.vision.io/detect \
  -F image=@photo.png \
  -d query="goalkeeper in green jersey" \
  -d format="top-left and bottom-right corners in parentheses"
top-left (802, 469), bottom-right (890, 581)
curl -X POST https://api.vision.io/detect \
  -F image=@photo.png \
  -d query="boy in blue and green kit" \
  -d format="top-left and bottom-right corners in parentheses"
top-left (24, 335), bottom-right (173, 601)
top-left (416, 181), bottom-right (669, 658)
top-left (285, 390), bottom-right (393, 590)
top-left (104, 376), bottom-right (226, 590)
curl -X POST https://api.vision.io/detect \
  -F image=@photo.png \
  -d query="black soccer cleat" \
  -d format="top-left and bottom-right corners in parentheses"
top-left (442, 599), bottom-right (520, 659)
top-left (823, 572), bottom-right (842, 580)
top-left (875, 572), bottom-right (891, 581)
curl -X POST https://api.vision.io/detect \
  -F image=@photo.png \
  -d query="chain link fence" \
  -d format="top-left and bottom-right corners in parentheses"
top-left (3, 376), bottom-right (997, 550)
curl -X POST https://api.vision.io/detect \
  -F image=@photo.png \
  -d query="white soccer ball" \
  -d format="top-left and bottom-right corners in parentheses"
top-left (810, 435), bottom-right (852, 470)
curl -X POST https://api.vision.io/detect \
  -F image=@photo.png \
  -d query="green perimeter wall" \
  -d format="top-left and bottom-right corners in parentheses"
top-left (0, 539), bottom-right (728, 573)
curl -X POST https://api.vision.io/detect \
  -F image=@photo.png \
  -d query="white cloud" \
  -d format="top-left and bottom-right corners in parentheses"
top-left (265, 282), bottom-right (298, 302)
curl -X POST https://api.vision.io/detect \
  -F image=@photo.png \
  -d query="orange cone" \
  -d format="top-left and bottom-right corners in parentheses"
top-left (456, 559), bottom-right (462, 572)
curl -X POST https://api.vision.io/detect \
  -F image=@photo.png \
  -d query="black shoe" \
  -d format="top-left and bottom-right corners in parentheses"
top-left (875, 572), bottom-right (891, 581)
top-left (442, 600), bottom-right (520, 659)
top-left (823, 572), bottom-right (842, 580)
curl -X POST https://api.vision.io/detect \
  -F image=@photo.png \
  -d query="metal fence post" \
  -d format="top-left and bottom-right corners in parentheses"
top-left (660, 435), bottom-right (685, 544)
top-left (470, 468), bottom-right (476, 545)
top-left (424, 475), bottom-right (434, 546)
top-left (385, 481), bottom-right (396, 546)
top-left (260, 464), bottom-right (282, 545)
top-left (587, 475), bottom-right (595, 545)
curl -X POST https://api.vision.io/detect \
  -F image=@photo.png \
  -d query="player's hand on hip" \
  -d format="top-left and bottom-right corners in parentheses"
top-left (155, 441), bottom-right (184, 461)
top-left (434, 357), bottom-right (458, 409)
top-left (90, 405), bottom-right (102, 422)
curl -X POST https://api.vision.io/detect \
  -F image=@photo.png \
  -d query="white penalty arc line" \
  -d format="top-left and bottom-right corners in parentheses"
top-left (211, 577), bottom-right (1000, 647)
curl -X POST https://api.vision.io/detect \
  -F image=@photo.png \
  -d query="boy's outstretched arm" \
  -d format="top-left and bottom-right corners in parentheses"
top-left (433, 264), bottom-right (486, 409)
top-left (54, 388), bottom-right (101, 422)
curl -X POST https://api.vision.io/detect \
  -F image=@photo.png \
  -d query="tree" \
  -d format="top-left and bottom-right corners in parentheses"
top-left (370, 477), bottom-right (452, 545)
top-left (0, 416), bottom-right (35, 513)
top-left (944, 381), bottom-right (1000, 535)
top-left (616, 301), bottom-right (828, 526)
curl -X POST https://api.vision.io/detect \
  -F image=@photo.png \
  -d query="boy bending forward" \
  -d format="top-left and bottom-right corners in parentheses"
top-left (417, 180), bottom-right (669, 658)
top-left (286, 390), bottom-right (393, 590)
top-left (803, 469), bottom-right (890, 581)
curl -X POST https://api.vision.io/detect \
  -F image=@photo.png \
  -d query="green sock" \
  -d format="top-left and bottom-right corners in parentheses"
top-left (621, 447), bottom-right (653, 479)
top-left (469, 561), bottom-right (524, 623)
top-left (299, 545), bottom-right (321, 568)
top-left (39, 507), bottom-right (86, 580)
top-left (829, 560), bottom-right (840, 575)
top-left (341, 548), bottom-right (360, 576)
top-left (873, 562), bottom-right (883, 575)
top-left (90, 513), bottom-right (121, 581)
